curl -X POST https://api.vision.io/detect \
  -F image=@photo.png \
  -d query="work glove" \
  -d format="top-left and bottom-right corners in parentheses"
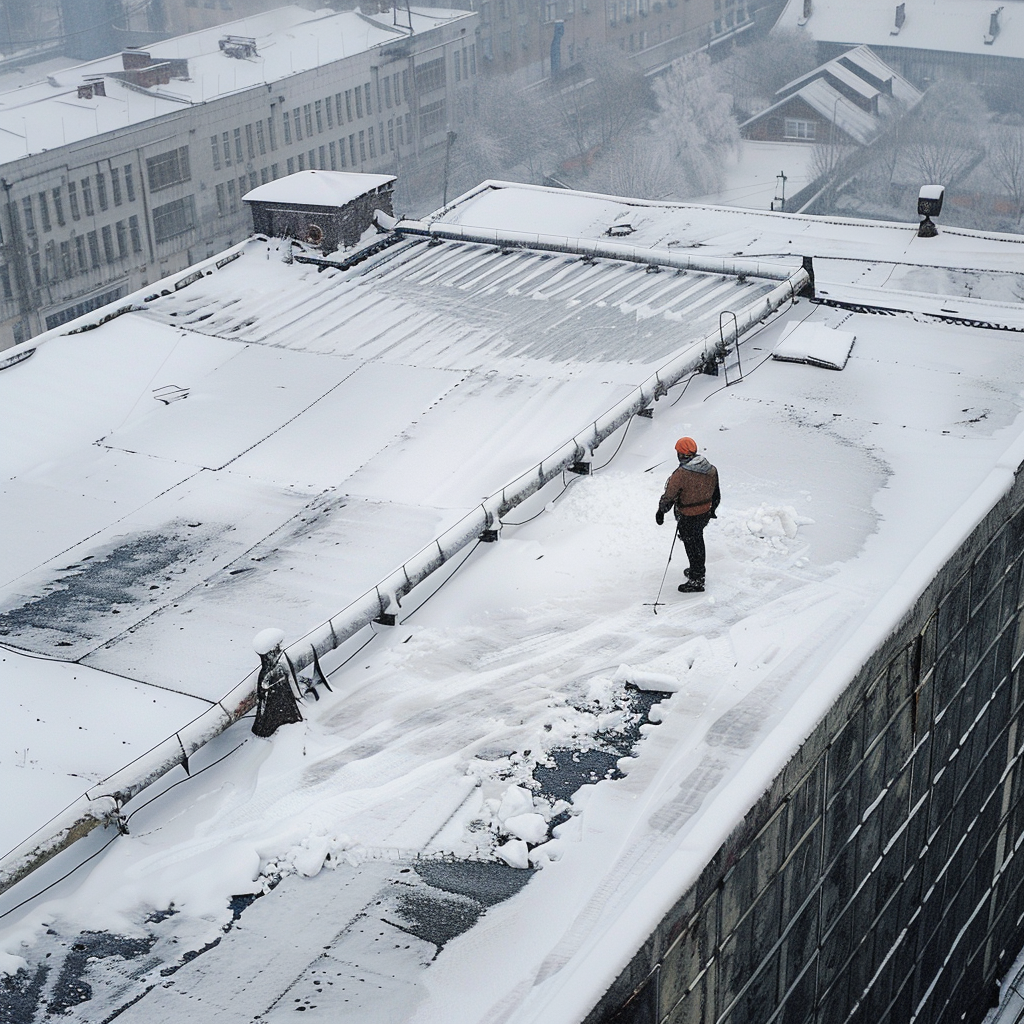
top-left (655, 510), bottom-right (665, 526)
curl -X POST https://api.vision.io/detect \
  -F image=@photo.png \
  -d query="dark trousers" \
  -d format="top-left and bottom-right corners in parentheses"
top-left (676, 513), bottom-right (712, 579)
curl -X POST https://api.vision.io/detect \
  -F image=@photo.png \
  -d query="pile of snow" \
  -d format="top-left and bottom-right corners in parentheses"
top-left (773, 322), bottom-right (856, 370)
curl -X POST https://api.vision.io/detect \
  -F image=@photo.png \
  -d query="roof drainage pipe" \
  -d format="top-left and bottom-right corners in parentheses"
top-left (992, 962), bottom-right (1024, 1024)
top-left (392, 219), bottom-right (799, 282)
top-left (0, 262), bottom-right (809, 900)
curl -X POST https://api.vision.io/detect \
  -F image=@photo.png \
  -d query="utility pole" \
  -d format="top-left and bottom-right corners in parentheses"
top-left (442, 129), bottom-right (457, 206)
top-left (772, 170), bottom-right (787, 212)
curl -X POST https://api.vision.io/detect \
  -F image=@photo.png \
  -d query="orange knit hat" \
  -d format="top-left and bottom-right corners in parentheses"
top-left (675, 436), bottom-right (698, 456)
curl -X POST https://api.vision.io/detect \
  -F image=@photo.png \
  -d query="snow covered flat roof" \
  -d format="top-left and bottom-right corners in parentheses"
top-left (776, 0), bottom-right (1024, 59)
top-left (4, 183), bottom-right (1024, 1022)
top-left (242, 169), bottom-right (395, 207)
top-left (0, 6), bottom-right (472, 163)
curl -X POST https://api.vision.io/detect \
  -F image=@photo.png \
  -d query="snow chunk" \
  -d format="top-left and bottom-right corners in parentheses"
top-left (498, 785), bottom-right (535, 821)
top-left (252, 627), bottom-right (285, 655)
top-left (495, 839), bottom-right (530, 869)
top-left (529, 840), bottom-right (563, 868)
top-left (613, 665), bottom-right (681, 692)
top-left (0, 951), bottom-right (27, 976)
top-left (504, 813), bottom-right (548, 845)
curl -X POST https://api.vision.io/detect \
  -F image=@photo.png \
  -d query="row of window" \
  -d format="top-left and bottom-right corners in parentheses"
top-left (44, 286), bottom-right (126, 331)
top-left (481, 0), bottom-right (586, 21)
top-left (1, 215), bottom-right (145, 298)
top-left (17, 165), bottom-right (137, 238)
top-left (783, 118), bottom-right (816, 140)
top-left (452, 44), bottom-right (478, 82)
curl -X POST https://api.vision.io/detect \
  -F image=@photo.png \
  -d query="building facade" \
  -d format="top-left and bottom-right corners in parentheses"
top-left (0, 6), bottom-right (479, 350)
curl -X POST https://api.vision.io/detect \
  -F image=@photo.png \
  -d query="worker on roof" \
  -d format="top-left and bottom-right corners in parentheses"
top-left (655, 437), bottom-right (720, 594)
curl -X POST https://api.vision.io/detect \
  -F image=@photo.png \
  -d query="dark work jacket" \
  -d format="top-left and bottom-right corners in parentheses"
top-left (658, 455), bottom-right (721, 518)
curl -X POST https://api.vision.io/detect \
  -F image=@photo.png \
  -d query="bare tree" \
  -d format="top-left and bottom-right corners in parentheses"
top-left (986, 123), bottom-right (1024, 222)
top-left (904, 81), bottom-right (986, 189)
top-left (719, 29), bottom-right (819, 115)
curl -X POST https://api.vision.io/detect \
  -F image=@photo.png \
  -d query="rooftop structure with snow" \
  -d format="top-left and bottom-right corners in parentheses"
top-left (2, 175), bottom-right (1024, 1024)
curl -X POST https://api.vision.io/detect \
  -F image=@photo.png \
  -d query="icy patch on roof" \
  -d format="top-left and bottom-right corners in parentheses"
top-left (772, 322), bottom-right (856, 370)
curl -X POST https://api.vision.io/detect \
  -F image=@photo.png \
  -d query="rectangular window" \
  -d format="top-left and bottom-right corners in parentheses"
top-left (397, 116), bottom-right (404, 147)
top-left (319, 145), bottom-right (326, 168)
top-left (405, 112), bottom-right (413, 145)
top-left (338, 137), bottom-right (347, 167)
top-left (470, 44), bottom-right (477, 74)
top-left (111, 168), bottom-right (122, 206)
top-left (129, 214), bottom-right (142, 252)
top-left (30, 252), bottom-right (41, 287)
top-left (268, 116), bottom-right (277, 151)
top-left (359, 130), bottom-right (366, 162)
top-left (394, 72), bottom-right (401, 105)
top-left (783, 118), bottom-right (815, 140)
top-left (415, 58), bottom-right (446, 93)
top-left (330, 140), bottom-right (337, 169)
top-left (116, 219), bottom-right (128, 258)
top-left (402, 69), bottom-right (409, 101)
top-left (68, 181), bottom-right (80, 220)
top-left (21, 196), bottom-right (34, 234)
top-left (38, 192), bottom-right (50, 233)
top-left (454, 51), bottom-right (461, 82)
top-left (152, 195), bottom-right (196, 242)
top-left (81, 178), bottom-right (94, 217)
top-left (256, 120), bottom-right (267, 155)
top-left (52, 187), bottom-right (65, 226)
top-left (211, 135), bottom-right (221, 170)
top-left (304, 104), bottom-right (313, 136)
top-left (124, 165), bottom-right (136, 202)
top-left (305, 149), bottom-right (313, 169)
top-left (248, 171), bottom-right (257, 191)
top-left (345, 89), bottom-right (353, 121)
top-left (326, 96), bottom-right (333, 129)
top-left (355, 89), bottom-right (363, 119)
top-left (74, 235), bottom-right (86, 272)
top-left (102, 224), bottom-right (115, 264)
top-left (96, 173), bottom-right (107, 211)
top-left (271, 163), bottom-right (279, 179)
top-left (222, 131), bottom-right (232, 166)
top-left (239, 175), bottom-right (247, 201)
top-left (293, 108), bottom-right (302, 141)
top-left (283, 111), bottom-right (292, 145)
top-left (245, 123), bottom-right (255, 159)
top-left (297, 152), bottom-right (306, 171)
top-left (368, 126), bottom-right (376, 158)
top-left (87, 230), bottom-right (100, 268)
top-left (385, 77), bottom-right (392, 107)
top-left (419, 100), bottom-right (446, 137)
top-left (388, 118), bottom-right (394, 151)
top-left (45, 240), bottom-right (56, 280)
top-left (364, 83), bottom-right (372, 116)
top-left (146, 147), bottom-right (191, 192)
top-left (216, 183), bottom-right (226, 216)
top-left (287, 156), bottom-right (295, 174)
top-left (260, 166), bottom-right (269, 184)
top-left (231, 128), bottom-right (241, 163)
top-left (349, 134), bottom-right (356, 164)
top-left (0, 263), bottom-right (12, 296)
top-left (314, 100), bottom-right (323, 133)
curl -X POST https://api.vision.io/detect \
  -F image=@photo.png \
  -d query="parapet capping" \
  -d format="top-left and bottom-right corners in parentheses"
top-left (0, 250), bottom-right (809, 898)
top-left (572, 433), bottom-right (1024, 1024)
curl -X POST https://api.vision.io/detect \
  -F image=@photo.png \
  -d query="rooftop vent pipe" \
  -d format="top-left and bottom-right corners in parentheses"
top-left (891, 2), bottom-right (906, 35)
top-left (985, 6), bottom-right (1003, 44)
top-left (918, 184), bottom-right (944, 237)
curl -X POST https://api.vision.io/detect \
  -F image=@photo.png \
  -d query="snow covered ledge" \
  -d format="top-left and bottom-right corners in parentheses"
top-left (529, 431), bottom-right (1024, 1024)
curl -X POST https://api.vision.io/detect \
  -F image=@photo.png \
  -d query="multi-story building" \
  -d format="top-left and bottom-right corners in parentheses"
top-left (472, 0), bottom-right (781, 82)
top-left (0, 4), bottom-right (479, 350)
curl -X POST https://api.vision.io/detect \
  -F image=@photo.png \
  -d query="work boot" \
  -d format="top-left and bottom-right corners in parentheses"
top-left (678, 577), bottom-right (705, 593)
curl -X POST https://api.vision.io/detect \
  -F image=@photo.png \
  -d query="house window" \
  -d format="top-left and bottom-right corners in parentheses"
top-left (256, 120), bottom-right (267, 155)
top-left (152, 195), bottom-right (196, 242)
top-left (52, 187), bottom-right (65, 226)
top-left (96, 174), bottom-right (108, 211)
top-left (314, 100), bottom-right (323, 133)
top-left (102, 225), bottom-right (115, 264)
top-left (21, 196), bottom-right (34, 234)
top-left (283, 111), bottom-right (292, 145)
top-left (293, 107), bottom-right (302, 141)
top-left (124, 165), bottom-right (136, 202)
top-left (74, 235), bottom-right (86, 271)
top-left (783, 118), bottom-right (816, 140)
top-left (246, 123), bottom-right (255, 159)
top-left (419, 100), bottom-right (446, 137)
top-left (355, 89), bottom-right (363, 119)
top-left (129, 214), bottom-right (142, 252)
top-left (116, 220), bottom-right (128, 257)
top-left (87, 230), bottom-right (100, 268)
top-left (146, 147), bottom-right (191, 192)
top-left (111, 168), bottom-right (122, 206)
top-left (415, 58), bottom-right (445, 93)
top-left (364, 83), bottom-right (372, 116)
top-left (234, 128), bottom-right (243, 163)
top-left (38, 192), bottom-right (50, 233)
top-left (68, 181), bottom-right (80, 220)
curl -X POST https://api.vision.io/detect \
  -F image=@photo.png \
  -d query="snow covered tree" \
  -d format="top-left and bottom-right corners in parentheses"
top-left (721, 30), bottom-right (819, 116)
top-left (905, 81), bottom-right (986, 190)
top-left (650, 51), bottom-right (740, 196)
top-left (985, 120), bottom-right (1024, 223)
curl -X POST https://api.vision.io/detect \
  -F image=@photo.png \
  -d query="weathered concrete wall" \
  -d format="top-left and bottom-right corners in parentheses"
top-left (592, 460), bottom-right (1024, 1024)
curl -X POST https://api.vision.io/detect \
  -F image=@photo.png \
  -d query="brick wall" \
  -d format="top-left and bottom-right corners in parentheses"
top-left (592, 462), bottom-right (1024, 1024)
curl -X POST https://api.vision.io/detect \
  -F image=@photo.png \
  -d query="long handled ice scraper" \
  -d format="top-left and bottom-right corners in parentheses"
top-left (645, 531), bottom-right (678, 615)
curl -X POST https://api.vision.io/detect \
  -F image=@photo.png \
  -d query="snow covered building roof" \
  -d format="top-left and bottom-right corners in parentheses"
top-left (774, 0), bottom-right (1024, 79)
top-left (740, 45), bottom-right (922, 146)
top-left (0, 5), bottom-right (471, 164)
top-left (5, 180), bottom-right (1024, 1023)
top-left (242, 169), bottom-right (396, 209)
